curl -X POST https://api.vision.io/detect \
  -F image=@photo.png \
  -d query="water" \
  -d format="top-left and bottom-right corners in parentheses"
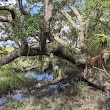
top-left (49, 85), bottom-right (58, 89)
top-left (0, 93), bottom-right (30, 106)
top-left (0, 97), bottom-right (8, 106)
top-left (37, 73), bottom-right (54, 81)
top-left (0, 70), bottom-right (60, 105)
top-left (48, 85), bottom-right (58, 94)
top-left (24, 71), bottom-right (37, 80)
top-left (24, 71), bottom-right (55, 81)
top-left (13, 93), bottom-right (29, 101)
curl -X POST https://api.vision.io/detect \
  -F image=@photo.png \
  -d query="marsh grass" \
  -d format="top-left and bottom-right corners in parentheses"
top-left (74, 81), bottom-right (87, 98)
top-left (4, 90), bottom-right (109, 110)
top-left (0, 54), bottom-right (109, 110)
top-left (3, 78), bottom-right (109, 110)
top-left (4, 94), bottom-right (79, 110)
top-left (0, 69), bottom-right (30, 94)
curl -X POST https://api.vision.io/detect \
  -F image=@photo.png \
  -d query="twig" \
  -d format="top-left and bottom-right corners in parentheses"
top-left (102, 63), bottom-right (110, 77)
top-left (92, 65), bottom-right (110, 78)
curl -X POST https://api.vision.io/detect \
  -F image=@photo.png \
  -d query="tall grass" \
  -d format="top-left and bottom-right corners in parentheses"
top-left (0, 69), bottom-right (30, 94)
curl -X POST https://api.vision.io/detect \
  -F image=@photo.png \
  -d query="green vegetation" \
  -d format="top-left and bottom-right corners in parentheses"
top-left (0, 0), bottom-right (110, 109)
top-left (74, 82), bottom-right (87, 98)
top-left (0, 69), bottom-right (30, 94)
top-left (5, 47), bottom-right (14, 53)
top-left (0, 47), bottom-right (14, 58)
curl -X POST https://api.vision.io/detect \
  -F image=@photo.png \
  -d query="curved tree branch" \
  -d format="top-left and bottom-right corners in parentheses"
top-left (68, 3), bottom-right (85, 51)
top-left (0, 42), bottom-right (86, 69)
top-left (0, 49), bottom-right (19, 66)
top-left (0, 15), bottom-right (12, 22)
top-left (0, 7), bottom-right (16, 20)
top-left (60, 9), bottom-right (79, 30)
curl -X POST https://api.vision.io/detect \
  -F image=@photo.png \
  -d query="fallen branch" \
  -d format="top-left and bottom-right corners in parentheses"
top-left (29, 74), bottom-right (106, 92)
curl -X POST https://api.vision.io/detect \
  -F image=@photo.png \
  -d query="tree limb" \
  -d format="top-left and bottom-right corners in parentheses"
top-left (29, 73), bottom-right (105, 92)
top-left (60, 9), bottom-right (79, 30)
top-left (0, 49), bottom-right (19, 66)
top-left (52, 33), bottom-right (72, 46)
top-left (0, 15), bottom-right (12, 22)
top-left (0, 43), bottom-right (85, 68)
top-left (68, 3), bottom-right (83, 25)
top-left (18, 0), bottom-right (29, 15)
top-left (40, 0), bottom-right (54, 52)
top-left (0, 7), bottom-right (16, 19)
top-left (68, 3), bottom-right (85, 50)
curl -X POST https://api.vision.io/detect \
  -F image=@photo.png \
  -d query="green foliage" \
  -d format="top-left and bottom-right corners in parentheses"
top-left (84, 0), bottom-right (110, 36)
top-left (1, 10), bottom-right (43, 42)
top-left (84, 0), bottom-right (110, 16)
top-left (0, 47), bottom-right (14, 58)
top-left (11, 15), bottom-right (43, 40)
top-left (0, 47), bottom-right (8, 57)
top-left (0, 10), bottom-right (10, 16)
top-left (5, 47), bottom-right (14, 52)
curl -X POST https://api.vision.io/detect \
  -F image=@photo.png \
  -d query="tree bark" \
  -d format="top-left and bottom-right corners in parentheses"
top-left (40, 0), bottom-right (54, 52)
top-left (68, 3), bottom-right (85, 51)
top-left (0, 7), bottom-right (16, 20)
top-left (0, 43), bottom-right (86, 69)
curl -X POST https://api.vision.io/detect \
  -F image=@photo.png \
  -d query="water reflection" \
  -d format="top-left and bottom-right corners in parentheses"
top-left (13, 93), bottom-right (29, 101)
top-left (24, 71), bottom-right (37, 79)
top-left (0, 93), bottom-right (30, 106)
top-left (37, 73), bottom-right (54, 81)
top-left (24, 71), bottom-right (55, 81)
top-left (0, 97), bottom-right (8, 106)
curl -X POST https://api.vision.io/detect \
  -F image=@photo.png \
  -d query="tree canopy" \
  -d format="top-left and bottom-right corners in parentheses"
top-left (0, 0), bottom-right (110, 69)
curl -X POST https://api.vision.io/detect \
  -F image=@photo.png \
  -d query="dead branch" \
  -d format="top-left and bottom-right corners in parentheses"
top-left (92, 65), bottom-right (110, 78)
top-left (29, 74), bottom-right (106, 92)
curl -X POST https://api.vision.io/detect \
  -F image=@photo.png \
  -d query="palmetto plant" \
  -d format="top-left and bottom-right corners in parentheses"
top-left (86, 33), bottom-right (110, 53)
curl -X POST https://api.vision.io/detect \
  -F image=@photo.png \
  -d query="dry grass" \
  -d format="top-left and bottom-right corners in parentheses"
top-left (3, 82), bottom-right (110, 110)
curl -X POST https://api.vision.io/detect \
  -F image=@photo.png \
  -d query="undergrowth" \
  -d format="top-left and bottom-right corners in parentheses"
top-left (0, 69), bottom-right (30, 94)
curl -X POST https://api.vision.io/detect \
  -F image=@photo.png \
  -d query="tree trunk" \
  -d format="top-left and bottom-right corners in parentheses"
top-left (40, 0), bottom-right (54, 52)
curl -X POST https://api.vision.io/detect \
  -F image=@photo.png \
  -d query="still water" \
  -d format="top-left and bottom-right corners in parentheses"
top-left (0, 71), bottom-right (57, 106)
